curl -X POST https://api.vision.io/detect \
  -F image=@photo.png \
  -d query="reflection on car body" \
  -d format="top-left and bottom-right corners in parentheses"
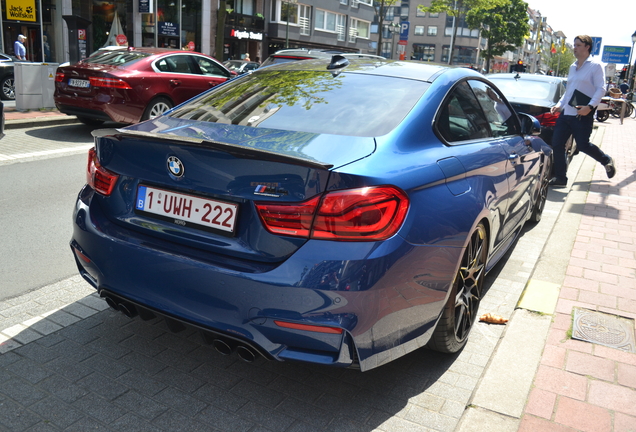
top-left (71, 57), bottom-right (552, 371)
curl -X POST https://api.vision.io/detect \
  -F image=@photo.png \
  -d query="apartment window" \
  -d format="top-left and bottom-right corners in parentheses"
top-left (315, 9), bottom-right (342, 32)
top-left (340, 0), bottom-right (348, 4)
top-left (337, 14), bottom-right (346, 41)
top-left (357, 0), bottom-right (372, 5)
top-left (273, 0), bottom-right (298, 24)
top-left (349, 19), bottom-right (370, 42)
top-left (430, 12), bottom-right (439, 18)
top-left (414, 26), bottom-right (424, 36)
top-left (416, 6), bottom-right (425, 17)
top-left (427, 26), bottom-right (437, 36)
top-left (299, 5), bottom-right (311, 36)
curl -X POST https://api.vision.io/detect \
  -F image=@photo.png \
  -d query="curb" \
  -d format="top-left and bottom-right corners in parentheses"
top-left (5, 116), bottom-right (80, 130)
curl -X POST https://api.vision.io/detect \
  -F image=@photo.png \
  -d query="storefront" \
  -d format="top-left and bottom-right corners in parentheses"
top-left (223, 12), bottom-right (263, 62)
top-left (1, 0), bottom-right (208, 64)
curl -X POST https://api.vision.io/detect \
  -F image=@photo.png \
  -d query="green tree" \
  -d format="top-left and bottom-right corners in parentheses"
top-left (543, 49), bottom-right (575, 77)
top-left (374, 0), bottom-right (400, 57)
top-left (419, 0), bottom-right (507, 65)
top-left (465, 0), bottom-right (529, 73)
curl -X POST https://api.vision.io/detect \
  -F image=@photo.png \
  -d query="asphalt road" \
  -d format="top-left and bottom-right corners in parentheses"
top-left (0, 122), bottom-right (95, 300)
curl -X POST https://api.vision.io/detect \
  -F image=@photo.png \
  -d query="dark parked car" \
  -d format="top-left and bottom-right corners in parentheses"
top-left (71, 57), bottom-right (552, 371)
top-left (223, 59), bottom-right (260, 74)
top-left (54, 47), bottom-right (235, 125)
top-left (261, 48), bottom-right (385, 66)
top-left (0, 53), bottom-right (16, 100)
top-left (486, 73), bottom-right (568, 145)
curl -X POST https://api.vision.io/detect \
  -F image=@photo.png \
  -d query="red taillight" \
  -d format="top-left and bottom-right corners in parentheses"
top-left (87, 148), bottom-right (119, 196)
top-left (88, 76), bottom-right (132, 89)
top-left (255, 186), bottom-right (409, 241)
top-left (535, 111), bottom-right (560, 127)
top-left (274, 320), bottom-right (343, 334)
top-left (55, 72), bottom-right (64, 83)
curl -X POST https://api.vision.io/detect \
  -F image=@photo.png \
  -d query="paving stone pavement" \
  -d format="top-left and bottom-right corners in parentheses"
top-left (0, 112), bottom-right (632, 431)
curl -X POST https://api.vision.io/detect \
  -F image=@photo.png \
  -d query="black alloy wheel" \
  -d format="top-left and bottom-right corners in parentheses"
top-left (1, 76), bottom-right (15, 100)
top-left (428, 223), bottom-right (487, 353)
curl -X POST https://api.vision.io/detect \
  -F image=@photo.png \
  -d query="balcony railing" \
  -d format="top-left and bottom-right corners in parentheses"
top-left (226, 12), bottom-right (265, 31)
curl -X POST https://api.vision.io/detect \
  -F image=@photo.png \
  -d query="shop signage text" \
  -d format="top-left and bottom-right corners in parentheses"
top-left (6, 0), bottom-right (36, 22)
top-left (230, 29), bottom-right (263, 41)
top-left (159, 22), bottom-right (179, 37)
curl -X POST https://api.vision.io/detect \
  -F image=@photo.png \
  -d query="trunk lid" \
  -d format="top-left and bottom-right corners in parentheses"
top-left (91, 117), bottom-right (376, 264)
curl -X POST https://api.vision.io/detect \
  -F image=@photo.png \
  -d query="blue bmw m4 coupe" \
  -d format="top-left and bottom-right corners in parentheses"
top-left (71, 56), bottom-right (552, 371)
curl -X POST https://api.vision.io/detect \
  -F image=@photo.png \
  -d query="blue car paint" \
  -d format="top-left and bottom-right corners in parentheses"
top-left (71, 60), bottom-right (552, 371)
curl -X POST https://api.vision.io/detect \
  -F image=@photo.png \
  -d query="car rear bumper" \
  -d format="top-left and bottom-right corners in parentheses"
top-left (55, 93), bottom-right (144, 124)
top-left (71, 186), bottom-right (459, 371)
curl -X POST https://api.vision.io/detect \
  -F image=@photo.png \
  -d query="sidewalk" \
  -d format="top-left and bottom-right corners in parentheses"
top-left (3, 105), bottom-right (79, 129)
top-left (458, 116), bottom-right (636, 432)
top-left (517, 115), bottom-right (636, 431)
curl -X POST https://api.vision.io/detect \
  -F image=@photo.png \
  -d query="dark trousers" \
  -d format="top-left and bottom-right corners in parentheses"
top-left (552, 113), bottom-right (610, 181)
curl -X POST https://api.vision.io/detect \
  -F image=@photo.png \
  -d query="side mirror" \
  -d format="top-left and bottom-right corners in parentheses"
top-left (518, 112), bottom-right (541, 136)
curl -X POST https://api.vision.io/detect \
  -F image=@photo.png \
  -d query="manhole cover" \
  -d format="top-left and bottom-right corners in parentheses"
top-left (572, 307), bottom-right (636, 353)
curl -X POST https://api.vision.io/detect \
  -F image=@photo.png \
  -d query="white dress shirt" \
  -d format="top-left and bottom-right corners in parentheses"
top-left (556, 56), bottom-right (606, 116)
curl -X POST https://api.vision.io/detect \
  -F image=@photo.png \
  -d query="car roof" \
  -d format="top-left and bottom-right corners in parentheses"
top-left (257, 56), bottom-right (465, 83)
top-left (265, 49), bottom-right (385, 62)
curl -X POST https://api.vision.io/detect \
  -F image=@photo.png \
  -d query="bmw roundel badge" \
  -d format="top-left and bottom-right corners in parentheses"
top-left (167, 156), bottom-right (184, 178)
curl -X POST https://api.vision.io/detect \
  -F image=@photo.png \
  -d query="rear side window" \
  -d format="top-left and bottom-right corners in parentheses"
top-left (437, 81), bottom-right (491, 143)
top-left (193, 56), bottom-right (229, 77)
top-left (170, 69), bottom-right (429, 137)
top-left (468, 80), bottom-right (519, 137)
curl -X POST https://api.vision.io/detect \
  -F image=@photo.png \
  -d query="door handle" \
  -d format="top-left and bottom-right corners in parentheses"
top-left (508, 153), bottom-right (520, 164)
top-left (208, 82), bottom-right (217, 87)
top-left (170, 79), bottom-right (181, 87)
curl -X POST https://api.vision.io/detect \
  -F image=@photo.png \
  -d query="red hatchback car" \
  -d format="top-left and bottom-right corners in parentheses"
top-left (54, 47), bottom-right (235, 125)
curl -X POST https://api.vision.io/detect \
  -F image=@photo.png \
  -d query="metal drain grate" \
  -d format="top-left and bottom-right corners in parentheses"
top-left (572, 307), bottom-right (636, 353)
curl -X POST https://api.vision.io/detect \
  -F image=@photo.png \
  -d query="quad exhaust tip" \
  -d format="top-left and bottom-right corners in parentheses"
top-left (99, 290), bottom-right (261, 363)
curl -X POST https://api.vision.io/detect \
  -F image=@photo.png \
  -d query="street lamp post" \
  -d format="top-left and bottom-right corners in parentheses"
top-left (629, 30), bottom-right (636, 92)
top-left (284, 0), bottom-right (297, 49)
top-left (384, 22), bottom-right (400, 59)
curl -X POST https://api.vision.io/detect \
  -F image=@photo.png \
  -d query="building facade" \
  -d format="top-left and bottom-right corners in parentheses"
top-left (0, 0), bottom-right (378, 65)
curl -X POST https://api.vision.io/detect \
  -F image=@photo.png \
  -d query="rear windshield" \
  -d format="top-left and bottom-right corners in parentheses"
top-left (83, 51), bottom-right (150, 66)
top-left (489, 79), bottom-right (556, 101)
top-left (170, 69), bottom-right (429, 137)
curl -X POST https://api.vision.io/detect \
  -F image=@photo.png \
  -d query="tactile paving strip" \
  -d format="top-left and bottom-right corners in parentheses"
top-left (572, 307), bottom-right (636, 353)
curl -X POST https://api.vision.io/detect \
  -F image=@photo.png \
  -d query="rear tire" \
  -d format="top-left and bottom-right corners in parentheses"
top-left (77, 116), bottom-right (105, 126)
top-left (142, 97), bottom-right (173, 121)
top-left (1, 75), bottom-right (15, 100)
top-left (428, 223), bottom-right (487, 353)
top-left (530, 155), bottom-right (552, 223)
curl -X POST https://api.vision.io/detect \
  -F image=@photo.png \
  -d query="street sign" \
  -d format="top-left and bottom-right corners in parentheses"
top-left (116, 34), bottom-right (127, 46)
top-left (591, 37), bottom-right (602, 56)
top-left (400, 21), bottom-right (409, 41)
top-left (602, 46), bottom-right (631, 64)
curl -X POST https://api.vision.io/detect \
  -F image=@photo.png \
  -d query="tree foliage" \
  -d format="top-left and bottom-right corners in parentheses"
top-left (418, 0), bottom-right (507, 64)
top-left (544, 49), bottom-right (575, 77)
top-left (465, 0), bottom-right (529, 72)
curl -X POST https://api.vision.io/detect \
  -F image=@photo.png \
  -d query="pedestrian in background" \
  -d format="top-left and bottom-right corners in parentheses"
top-left (14, 34), bottom-right (26, 61)
top-left (549, 34), bottom-right (615, 187)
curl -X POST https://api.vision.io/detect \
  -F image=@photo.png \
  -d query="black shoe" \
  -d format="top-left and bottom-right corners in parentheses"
top-left (604, 157), bottom-right (616, 179)
top-left (549, 177), bottom-right (568, 187)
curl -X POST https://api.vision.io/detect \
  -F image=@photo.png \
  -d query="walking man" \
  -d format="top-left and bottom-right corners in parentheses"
top-left (14, 34), bottom-right (26, 61)
top-left (549, 35), bottom-right (615, 187)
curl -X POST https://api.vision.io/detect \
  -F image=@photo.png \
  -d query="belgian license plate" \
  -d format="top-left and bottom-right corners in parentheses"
top-left (135, 185), bottom-right (238, 234)
top-left (68, 78), bottom-right (90, 88)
